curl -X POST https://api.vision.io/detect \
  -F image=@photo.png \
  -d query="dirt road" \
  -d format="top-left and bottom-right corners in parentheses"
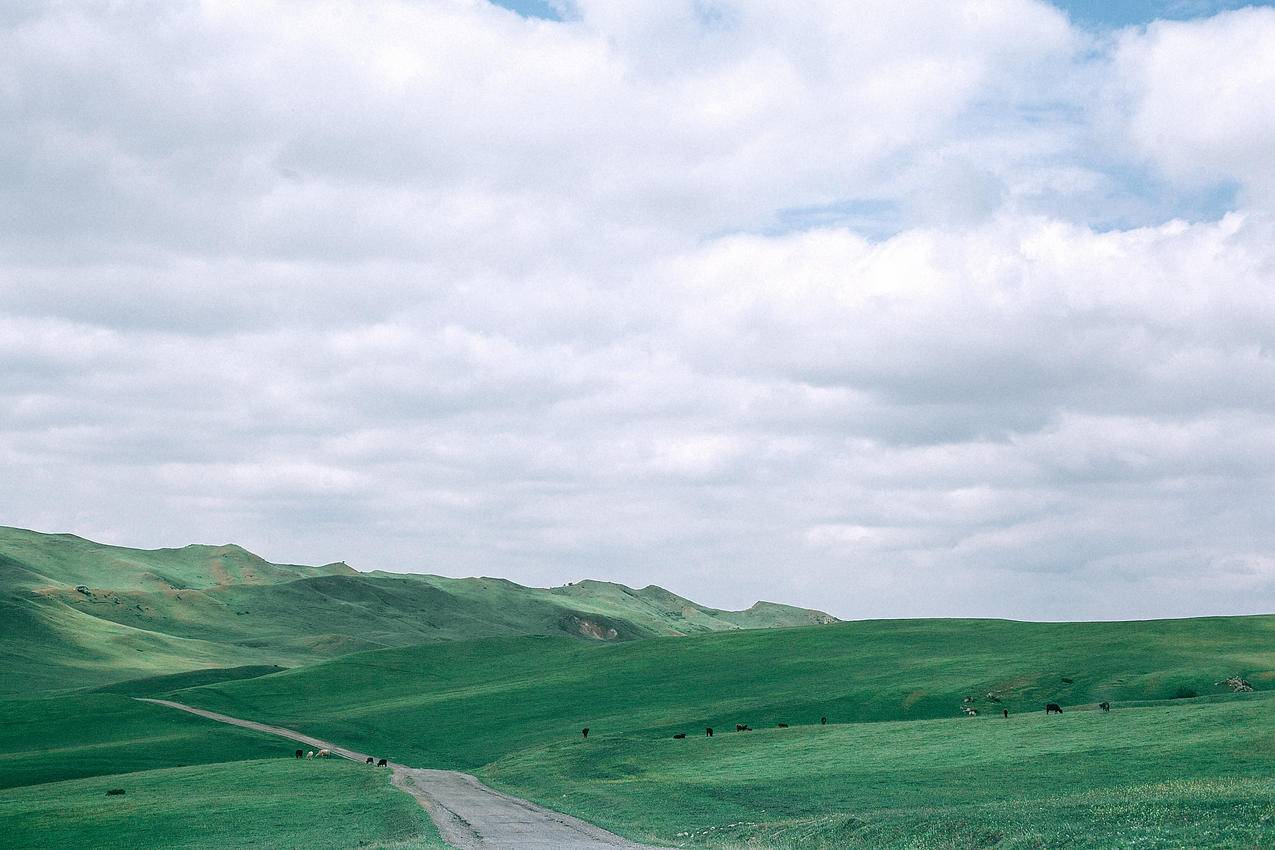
top-left (137, 698), bottom-right (671, 850)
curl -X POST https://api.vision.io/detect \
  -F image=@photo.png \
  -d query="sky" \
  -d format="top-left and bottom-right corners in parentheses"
top-left (1, 1), bottom-right (1274, 621)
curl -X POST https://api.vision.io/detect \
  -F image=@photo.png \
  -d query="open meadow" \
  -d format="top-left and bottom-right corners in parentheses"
top-left (3, 529), bottom-right (1273, 849)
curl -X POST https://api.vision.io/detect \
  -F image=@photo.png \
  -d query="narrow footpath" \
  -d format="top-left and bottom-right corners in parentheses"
top-left (137, 698), bottom-right (673, 850)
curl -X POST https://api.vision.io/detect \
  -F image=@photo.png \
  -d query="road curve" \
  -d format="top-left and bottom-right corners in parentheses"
top-left (136, 698), bottom-right (671, 850)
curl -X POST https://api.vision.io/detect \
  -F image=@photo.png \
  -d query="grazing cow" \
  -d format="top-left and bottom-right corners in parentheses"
top-left (366, 757), bottom-right (374, 764)
top-left (377, 758), bottom-right (388, 767)
top-left (582, 727), bottom-right (589, 739)
top-left (735, 724), bottom-right (751, 732)
top-left (673, 732), bottom-right (686, 739)
top-left (106, 789), bottom-right (125, 796)
top-left (1099, 702), bottom-right (1111, 712)
top-left (1003, 709), bottom-right (1009, 719)
top-left (821, 716), bottom-right (827, 725)
top-left (706, 727), bottom-right (713, 737)
top-left (1045, 703), bottom-right (1063, 714)
top-left (316, 749), bottom-right (331, 758)
top-left (777, 723), bottom-right (789, 728)
top-left (295, 749), bottom-right (303, 759)
top-left (306, 751), bottom-right (315, 759)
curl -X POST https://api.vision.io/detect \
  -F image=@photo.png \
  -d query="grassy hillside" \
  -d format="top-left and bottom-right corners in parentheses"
top-left (0, 527), bottom-right (355, 593)
top-left (0, 526), bottom-right (833, 697)
top-left (0, 692), bottom-right (288, 789)
top-left (1, 759), bottom-right (445, 850)
top-left (482, 693), bottom-right (1275, 849)
top-left (173, 615), bottom-right (1275, 771)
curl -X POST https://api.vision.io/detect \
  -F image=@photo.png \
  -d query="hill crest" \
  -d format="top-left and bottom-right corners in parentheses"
top-left (0, 526), bottom-right (836, 696)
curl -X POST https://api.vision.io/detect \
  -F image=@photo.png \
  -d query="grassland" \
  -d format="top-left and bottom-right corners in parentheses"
top-left (1, 526), bottom-right (832, 698)
top-left (0, 693), bottom-right (290, 789)
top-left (481, 692), bottom-right (1275, 849)
top-left (173, 616), bottom-right (1275, 770)
top-left (4, 527), bottom-right (1273, 849)
top-left (2, 759), bottom-right (446, 850)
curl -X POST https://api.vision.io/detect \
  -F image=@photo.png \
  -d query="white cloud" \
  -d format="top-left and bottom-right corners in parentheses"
top-left (0, 1), bottom-right (1273, 619)
top-left (1113, 7), bottom-right (1275, 201)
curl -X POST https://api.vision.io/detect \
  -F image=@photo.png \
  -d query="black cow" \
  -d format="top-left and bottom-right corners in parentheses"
top-left (706, 727), bottom-right (713, 737)
top-left (1099, 702), bottom-right (1111, 712)
top-left (106, 789), bottom-right (125, 796)
top-left (777, 723), bottom-right (789, 728)
top-left (820, 716), bottom-right (827, 725)
top-left (1046, 703), bottom-right (1063, 714)
top-left (365, 757), bottom-right (374, 764)
top-left (581, 727), bottom-right (590, 739)
top-left (735, 724), bottom-right (751, 732)
top-left (672, 732), bottom-right (686, 739)
top-left (377, 758), bottom-right (388, 767)
top-left (295, 749), bottom-right (303, 759)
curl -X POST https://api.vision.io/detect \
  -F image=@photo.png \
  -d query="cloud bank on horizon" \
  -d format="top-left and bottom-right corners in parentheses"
top-left (2, 0), bottom-right (1273, 620)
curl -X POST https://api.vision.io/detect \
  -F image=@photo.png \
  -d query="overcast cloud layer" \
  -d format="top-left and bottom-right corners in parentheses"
top-left (3, 0), bottom-right (1274, 619)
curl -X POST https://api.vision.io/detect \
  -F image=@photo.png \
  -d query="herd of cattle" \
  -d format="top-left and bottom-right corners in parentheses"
top-left (294, 748), bottom-right (388, 767)
top-left (617, 704), bottom-right (1115, 740)
top-left (291, 702), bottom-right (1117, 762)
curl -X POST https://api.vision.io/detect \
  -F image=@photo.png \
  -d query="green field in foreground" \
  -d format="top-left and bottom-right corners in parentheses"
top-left (479, 692), bottom-right (1275, 849)
top-left (0, 693), bottom-right (288, 788)
top-left (174, 616), bottom-right (1275, 771)
top-left (5, 612), bottom-right (1273, 849)
top-left (0, 759), bottom-right (446, 850)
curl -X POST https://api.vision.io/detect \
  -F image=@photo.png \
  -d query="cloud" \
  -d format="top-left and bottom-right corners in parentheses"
top-left (1112, 7), bottom-right (1275, 202)
top-left (0, 1), bottom-right (1273, 619)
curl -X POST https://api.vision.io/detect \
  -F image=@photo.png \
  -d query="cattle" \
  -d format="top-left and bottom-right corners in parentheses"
top-left (706, 727), bottom-right (713, 737)
top-left (962, 706), bottom-right (978, 716)
top-left (366, 757), bottom-right (374, 764)
top-left (306, 751), bottom-right (315, 759)
top-left (316, 749), bottom-right (331, 758)
top-left (1002, 709), bottom-right (1008, 719)
top-left (1099, 702), bottom-right (1111, 712)
top-left (295, 749), bottom-right (303, 759)
top-left (582, 727), bottom-right (590, 739)
top-left (821, 716), bottom-right (827, 725)
top-left (735, 724), bottom-right (751, 732)
top-left (1045, 703), bottom-right (1063, 714)
top-left (106, 789), bottom-right (125, 796)
top-left (672, 732), bottom-right (686, 739)
top-left (377, 758), bottom-right (388, 767)
top-left (777, 723), bottom-right (789, 728)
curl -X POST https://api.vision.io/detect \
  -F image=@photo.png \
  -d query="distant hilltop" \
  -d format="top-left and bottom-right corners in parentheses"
top-left (0, 525), bottom-right (835, 696)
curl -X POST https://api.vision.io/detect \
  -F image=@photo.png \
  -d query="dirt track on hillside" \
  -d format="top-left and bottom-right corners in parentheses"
top-left (137, 698), bottom-right (672, 850)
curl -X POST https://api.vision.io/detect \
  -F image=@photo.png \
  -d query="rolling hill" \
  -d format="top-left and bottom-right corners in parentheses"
top-left (0, 526), bottom-right (835, 696)
top-left (170, 615), bottom-right (1275, 770)
top-left (5, 525), bottom-right (1272, 849)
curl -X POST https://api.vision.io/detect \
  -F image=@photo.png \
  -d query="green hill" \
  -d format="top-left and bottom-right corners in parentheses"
top-left (0, 526), bottom-right (834, 696)
top-left (158, 615), bottom-right (1275, 849)
top-left (172, 615), bottom-right (1275, 771)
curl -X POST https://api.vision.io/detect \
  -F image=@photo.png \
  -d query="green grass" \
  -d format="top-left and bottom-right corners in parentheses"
top-left (0, 693), bottom-right (289, 788)
top-left (90, 664), bottom-right (288, 697)
top-left (1, 526), bottom-right (831, 698)
top-left (0, 759), bottom-right (446, 850)
top-left (5, 526), bottom-right (1273, 849)
top-left (173, 616), bottom-right (1275, 771)
top-left (477, 693), bottom-right (1275, 848)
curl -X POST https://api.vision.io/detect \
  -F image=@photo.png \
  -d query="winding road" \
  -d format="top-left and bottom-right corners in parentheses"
top-left (137, 698), bottom-right (672, 850)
